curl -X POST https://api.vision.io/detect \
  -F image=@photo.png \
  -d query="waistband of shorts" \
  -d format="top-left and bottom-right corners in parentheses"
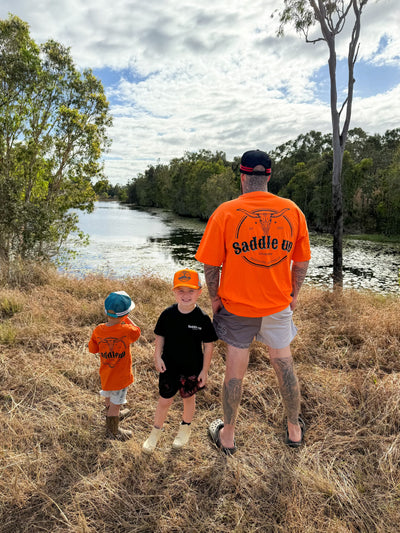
top-left (221, 298), bottom-right (291, 318)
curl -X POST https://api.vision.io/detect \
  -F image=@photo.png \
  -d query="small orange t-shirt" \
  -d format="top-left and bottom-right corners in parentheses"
top-left (195, 191), bottom-right (311, 317)
top-left (88, 322), bottom-right (141, 391)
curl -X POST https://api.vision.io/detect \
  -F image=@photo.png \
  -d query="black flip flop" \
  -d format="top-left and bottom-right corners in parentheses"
top-left (208, 419), bottom-right (237, 455)
top-left (285, 416), bottom-right (306, 448)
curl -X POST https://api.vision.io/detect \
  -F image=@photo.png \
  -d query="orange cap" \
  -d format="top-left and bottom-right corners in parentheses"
top-left (173, 269), bottom-right (202, 290)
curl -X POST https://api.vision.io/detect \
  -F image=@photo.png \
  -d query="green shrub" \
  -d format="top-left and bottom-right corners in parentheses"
top-left (0, 297), bottom-right (23, 318)
top-left (0, 322), bottom-right (17, 344)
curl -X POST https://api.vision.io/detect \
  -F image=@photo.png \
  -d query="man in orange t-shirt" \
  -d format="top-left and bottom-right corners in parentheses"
top-left (89, 291), bottom-right (141, 440)
top-left (195, 149), bottom-right (311, 454)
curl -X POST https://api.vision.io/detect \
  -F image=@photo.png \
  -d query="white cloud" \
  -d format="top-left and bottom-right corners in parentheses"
top-left (352, 85), bottom-right (400, 134)
top-left (1, 0), bottom-right (400, 184)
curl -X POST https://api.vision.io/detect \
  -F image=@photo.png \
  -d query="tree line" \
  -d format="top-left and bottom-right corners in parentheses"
top-left (102, 128), bottom-right (400, 237)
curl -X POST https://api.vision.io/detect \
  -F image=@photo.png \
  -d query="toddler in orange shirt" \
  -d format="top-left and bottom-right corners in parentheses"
top-left (89, 291), bottom-right (141, 440)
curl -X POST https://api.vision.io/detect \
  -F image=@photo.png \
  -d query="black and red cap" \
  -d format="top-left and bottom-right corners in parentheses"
top-left (240, 149), bottom-right (272, 176)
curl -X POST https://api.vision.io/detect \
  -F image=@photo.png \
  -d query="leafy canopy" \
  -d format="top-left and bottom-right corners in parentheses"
top-left (0, 15), bottom-right (112, 263)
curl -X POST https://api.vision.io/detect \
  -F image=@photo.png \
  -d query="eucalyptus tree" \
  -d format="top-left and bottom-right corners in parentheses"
top-left (0, 15), bottom-right (112, 263)
top-left (276, 0), bottom-right (368, 287)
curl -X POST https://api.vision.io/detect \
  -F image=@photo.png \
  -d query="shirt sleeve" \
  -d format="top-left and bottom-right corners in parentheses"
top-left (291, 209), bottom-right (311, 262)
top-left (128, 324), bottom-right (141, 343)
top-left (201, 315), bottom-right (218, 342)
top-left (154, 310), bottom-right (167, 337)
top-left (88, 330), bottom-right (99, 354)
top-left (195, 209), bottom-right (226, 267)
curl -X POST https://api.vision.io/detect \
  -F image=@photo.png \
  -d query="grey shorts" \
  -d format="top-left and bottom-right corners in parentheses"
top-left (213, 305), bottom-right (297, 350)
top-left (99, 387), bottom-right (128, 405)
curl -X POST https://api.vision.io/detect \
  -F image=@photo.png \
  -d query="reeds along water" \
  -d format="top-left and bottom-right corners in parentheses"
top-left (1, 266), bottom-right (399, 532)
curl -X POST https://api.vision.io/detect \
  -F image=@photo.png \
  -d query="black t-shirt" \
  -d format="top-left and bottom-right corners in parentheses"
top-left (154, 303), bottom-right (218, 376)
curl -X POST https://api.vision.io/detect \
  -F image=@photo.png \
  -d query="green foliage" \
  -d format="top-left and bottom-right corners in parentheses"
top-left (274, 0), bottom-right (315, 38)
top-left (93, 179), bottom-right (129, 202)
top-left (171, 155), bottom-right (227, 217)
top-left (122, 128), bottom-right (399, 236)
top-left (93, 178), bottom-right (112, 198)
top-left (200, 168), bottom-right (238, 219)
top-left (0, 321), bottom-right (17, 344)
top-left (125, 150), bottom-right (238, 219)
top-left (0, 15), bottom-right (112, 263)
top-left (375, 145), bottom-right (400, 236)
top-left (272, 128), bottom-right (400, 235)
top-left (0, 296), bottom-right (23, 318)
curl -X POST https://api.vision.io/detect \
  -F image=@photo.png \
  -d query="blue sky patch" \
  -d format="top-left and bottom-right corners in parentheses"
top-left (312, 57), bottom-right (400, 102)
top-left (93, 67), bottom-right (149, 87)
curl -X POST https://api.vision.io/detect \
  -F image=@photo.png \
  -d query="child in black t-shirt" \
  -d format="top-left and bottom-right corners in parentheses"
top-left (142, 268), bottom-right (218, 453)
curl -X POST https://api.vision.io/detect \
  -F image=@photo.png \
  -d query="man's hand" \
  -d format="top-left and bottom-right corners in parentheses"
top-left (290, 294), bottom-right (298, 311)
top-left (290, 260), bottom-right (309, 311)
top-left (211, 296), bottom-right (223, 315)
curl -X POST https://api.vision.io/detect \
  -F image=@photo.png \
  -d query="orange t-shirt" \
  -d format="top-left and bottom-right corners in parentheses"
top-left (88, 322), bottom-right (141, 391)
top-left (195, 191), bottom-right (311, 317)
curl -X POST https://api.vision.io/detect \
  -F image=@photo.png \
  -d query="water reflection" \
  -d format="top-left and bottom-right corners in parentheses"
top-left (307, 236), bottom-right (400, 293)
top-left (149, 228), bottom-right (203, 264)
top-left (62, 202), bottom-right (400, 294)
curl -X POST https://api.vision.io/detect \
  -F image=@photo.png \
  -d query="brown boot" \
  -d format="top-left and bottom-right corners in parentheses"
top-left (106, 416), bottom-right (132, 441)
top-left (102, 407), bottom-right (131, 419)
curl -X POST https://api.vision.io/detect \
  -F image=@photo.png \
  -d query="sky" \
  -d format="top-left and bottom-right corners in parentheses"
top-left (1, 0), bottom-right (400, 185)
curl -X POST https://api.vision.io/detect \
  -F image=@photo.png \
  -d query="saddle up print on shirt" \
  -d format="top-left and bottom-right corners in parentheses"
top-left (232, 208), bottom-right (294, 268)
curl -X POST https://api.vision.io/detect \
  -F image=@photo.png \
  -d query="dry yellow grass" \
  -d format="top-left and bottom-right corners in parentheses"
top-left (0, 266), bottom-right (399, 532)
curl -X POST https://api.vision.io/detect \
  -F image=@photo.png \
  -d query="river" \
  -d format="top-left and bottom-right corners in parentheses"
top-left (61, 201), bottom-right (400, 294)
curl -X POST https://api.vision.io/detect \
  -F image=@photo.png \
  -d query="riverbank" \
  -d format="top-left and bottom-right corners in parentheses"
top-left (346, 233), bottom-right (400, 244)
top-left (1, 268), bottom-right (399, 531)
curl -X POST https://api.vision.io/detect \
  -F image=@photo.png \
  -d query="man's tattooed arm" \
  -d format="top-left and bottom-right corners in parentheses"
top-left (291, 260), bottom-right (309, 310)
top-left (204, 264), bottom-right (220, 298)
top-left (204, 264), bottom-right (222, 313)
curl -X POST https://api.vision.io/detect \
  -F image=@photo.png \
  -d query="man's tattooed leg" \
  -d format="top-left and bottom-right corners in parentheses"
top-left (223, 378), bottom-right (243, 425)
top-left (270, 357), bottom-right (300, 425)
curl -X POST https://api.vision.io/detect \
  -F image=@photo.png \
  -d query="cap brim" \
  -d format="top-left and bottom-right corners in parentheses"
top-left (173, 284), bottom-right (201, 290)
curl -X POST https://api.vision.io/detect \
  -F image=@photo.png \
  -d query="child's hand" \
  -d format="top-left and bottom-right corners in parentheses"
top-left (155, 357), bottom-right (166, 373)
top-left (198, 369), bottom-right (208, 387)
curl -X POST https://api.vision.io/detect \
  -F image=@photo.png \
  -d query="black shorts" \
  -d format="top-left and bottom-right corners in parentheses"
top-left (159, 370), bottom-right (204, 399)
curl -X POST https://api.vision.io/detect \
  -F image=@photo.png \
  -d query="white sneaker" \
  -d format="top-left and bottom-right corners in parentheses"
top-left (172, 424), bottom-right (191, 449)
top-left (142, 427), bottom-right (163, 454)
